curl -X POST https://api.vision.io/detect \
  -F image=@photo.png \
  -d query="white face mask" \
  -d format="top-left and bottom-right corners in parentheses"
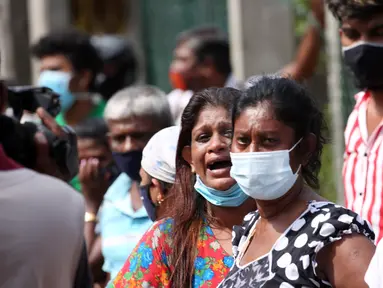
top-left (230, 138), bottom-right (302, 201)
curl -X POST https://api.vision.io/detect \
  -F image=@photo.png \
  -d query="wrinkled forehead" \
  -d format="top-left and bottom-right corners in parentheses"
top-left (235, 100), bottom-right (276, 122)
top-left (234, 103), bottom-right (295, 139)
top-left (107, 117), bottom-right (161, 135)
top-left (236, 101), bottom-right (276, 125)
top-left (193, 105), bottom-right (231, 128)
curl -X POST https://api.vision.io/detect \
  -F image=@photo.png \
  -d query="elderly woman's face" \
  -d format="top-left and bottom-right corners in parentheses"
top-left (183, 106), bottom-right (235, 191)
top-left (231, 102), bottom-right (301, 171)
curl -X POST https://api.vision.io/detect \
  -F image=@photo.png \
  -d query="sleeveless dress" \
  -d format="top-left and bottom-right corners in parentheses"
top-left (218, 201), bottom-right (375, 288)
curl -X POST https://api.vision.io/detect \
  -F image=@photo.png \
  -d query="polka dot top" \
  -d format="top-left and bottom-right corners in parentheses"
top-left (218, 201), bottom-right (375, 288)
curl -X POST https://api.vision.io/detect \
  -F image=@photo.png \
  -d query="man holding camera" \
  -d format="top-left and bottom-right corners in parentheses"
top-left (0, 81), bottom-right (91, 287)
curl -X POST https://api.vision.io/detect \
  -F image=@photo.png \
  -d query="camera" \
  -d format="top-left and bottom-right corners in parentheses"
top-left (0, 86), bottom-right (79, 180)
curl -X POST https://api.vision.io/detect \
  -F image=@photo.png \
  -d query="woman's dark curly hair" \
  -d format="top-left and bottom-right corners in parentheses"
top-left (326, 0), bottom-right (383, 21)
top-left (234, 76), bottom-right (328, 189)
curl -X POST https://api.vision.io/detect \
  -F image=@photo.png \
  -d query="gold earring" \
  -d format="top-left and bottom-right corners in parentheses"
top-left (191, 166), bottom-right (196, 173)
top-left (156, 195), bottom-right (164, 206)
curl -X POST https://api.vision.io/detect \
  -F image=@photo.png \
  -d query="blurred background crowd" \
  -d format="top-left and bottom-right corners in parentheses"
top-left (1, 0), bottom-right (379, 287)
top-left (0, 0), bottom-right (353, 200)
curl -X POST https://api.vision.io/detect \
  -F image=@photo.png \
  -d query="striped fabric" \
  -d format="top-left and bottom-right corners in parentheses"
top-left (343, 90), bottom-right (383, 243)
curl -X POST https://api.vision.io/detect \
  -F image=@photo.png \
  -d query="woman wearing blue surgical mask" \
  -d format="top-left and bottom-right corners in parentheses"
top-left (219, 76), bottom-right (376, 288)
top-left (111, 88), bottom-right (256, 288)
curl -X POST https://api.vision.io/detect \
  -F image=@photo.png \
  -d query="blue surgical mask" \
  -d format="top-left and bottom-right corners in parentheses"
top-left (194, 175), bottom-right (248, 207)
top-left (230, 138), bottom-right (303, 201)
top-left (38, 70), bottom-right (75, 112)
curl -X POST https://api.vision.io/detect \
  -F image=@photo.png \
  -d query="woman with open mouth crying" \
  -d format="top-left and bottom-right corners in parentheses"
top-left (111, 87), bottom-right (257, 288)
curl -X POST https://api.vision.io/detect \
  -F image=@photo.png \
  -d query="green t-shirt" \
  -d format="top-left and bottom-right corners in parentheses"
top-left (55, 98), bottom-right (106, 126)
top-left (56, 98), bottom-right (107, 192)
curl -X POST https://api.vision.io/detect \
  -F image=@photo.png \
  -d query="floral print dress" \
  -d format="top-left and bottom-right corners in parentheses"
top-left (111, 218), bottom-right (234, 288)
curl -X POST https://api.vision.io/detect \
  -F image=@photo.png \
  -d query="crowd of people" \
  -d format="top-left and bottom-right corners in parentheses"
top-left (2, 0), bottom-right (383, 287)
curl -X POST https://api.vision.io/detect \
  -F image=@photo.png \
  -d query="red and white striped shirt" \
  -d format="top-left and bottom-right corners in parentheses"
top-left (343, 91), bottom-right (383, 243)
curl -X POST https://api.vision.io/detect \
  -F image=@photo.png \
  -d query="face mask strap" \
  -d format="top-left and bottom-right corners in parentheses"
top-left (289, 137), bottom-right (303, 152)
top-left (295, 164), bottom-right (302, 175)
top-left (289, 138), bottom-right (304, 175)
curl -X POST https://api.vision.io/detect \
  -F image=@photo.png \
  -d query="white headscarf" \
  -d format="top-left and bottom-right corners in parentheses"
top-left (141, 126), bottom-right (180, 184)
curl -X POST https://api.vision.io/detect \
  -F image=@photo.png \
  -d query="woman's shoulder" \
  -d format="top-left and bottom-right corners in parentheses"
top-left (306, 201), bottom-right (375, 242)
top-left (140, 218), bottom-right (174, 243)
top-left (112, 218), bottom-right (174, 287)
top-left (150, 217), bottom-right (174, 233)
top-left (308, 201), bottom-right (369, 224)
top-left (128, 218), bottom-right (174, 267)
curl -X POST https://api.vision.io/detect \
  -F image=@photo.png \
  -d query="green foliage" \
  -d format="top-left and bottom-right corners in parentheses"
top-left (293, 0), bottom-right (311, 37)
top-left (291, 1), bottom-right (338, 201)
top-left (318, 144), bottom-right (337, 202)
top-left (318, 107), bottom-right (337, 202)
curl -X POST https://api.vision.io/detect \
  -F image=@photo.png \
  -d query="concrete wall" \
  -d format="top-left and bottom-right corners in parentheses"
top-left (228, 0), bottom-right (295, 81)
top-left (0, 0), bottom-right (30, 84)
top-left (126, 0), bottom-right (146, 84)
top-left (228, 0), bottom-right (328, 110)
top-left (28, 0), bottom-right (71, 84)
top-left (0, 0), bottom-right (71, 84)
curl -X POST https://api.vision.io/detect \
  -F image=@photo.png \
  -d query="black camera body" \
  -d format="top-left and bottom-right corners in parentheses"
top-left (7, 86), bottom-right (61, 120)
top-left (0, 86), bottom-right (79, 180)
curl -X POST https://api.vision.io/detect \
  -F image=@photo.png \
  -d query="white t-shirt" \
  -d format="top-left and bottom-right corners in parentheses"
top-left (365, 240), bottom-right (383, 288)
top-left (0, 168), bottom-right (85, 288)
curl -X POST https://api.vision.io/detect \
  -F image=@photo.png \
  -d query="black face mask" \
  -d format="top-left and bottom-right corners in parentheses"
top-left (112, 150), bottom-right (142, 181)
top-left (343, 42), bottom-right (383, 90)
top-left (139, 184), bottom-right (157, 221)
